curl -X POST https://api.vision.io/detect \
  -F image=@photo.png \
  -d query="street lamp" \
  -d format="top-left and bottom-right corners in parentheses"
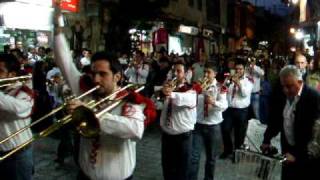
top-left (291, 0), bottom-right (299, 5)
top-left (290, 27), bottom-right (296, 34)
top-left (295, 29), bottom-right (304, 40)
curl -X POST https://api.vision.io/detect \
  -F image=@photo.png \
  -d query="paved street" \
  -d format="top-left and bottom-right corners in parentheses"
top-left (33, 120), bottom-right (281, 180)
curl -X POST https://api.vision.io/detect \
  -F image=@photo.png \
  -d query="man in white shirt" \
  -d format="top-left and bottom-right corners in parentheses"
top-left (124, 51), bottom-right (149, 84)
top-left (220, 60), bottom-right (253, 159)
top-left (247, 59), bottom-right (264, 120)
top-left (160, 62), bottom-right (197, 180)
top-left (189, 64), bottom-right (228, 180)
top-left (54, 12), bottom-right (152, 179)
top-left (0, 53), bottom-right (34, 180)
top-left (261, 65), bottom-right (320, 180)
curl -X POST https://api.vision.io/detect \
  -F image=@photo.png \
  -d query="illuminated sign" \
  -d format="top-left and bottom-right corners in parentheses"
top-left (178, 25), bottom-right (199, 35)
top-left (52, 0), bottom-right (79, 12)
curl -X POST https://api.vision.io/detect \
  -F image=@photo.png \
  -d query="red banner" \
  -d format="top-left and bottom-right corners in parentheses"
top-left (53, 0), bottom-right (79, 12)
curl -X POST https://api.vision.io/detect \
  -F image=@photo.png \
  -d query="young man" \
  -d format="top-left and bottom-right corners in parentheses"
top-left (160, 61), bottom-right (197, 180)
top-left (124, 50), bottom-right (149, 85)
top-left (220, 60), bottom-right (253, 159)
top-left (0, 53), bottom-right (34, 180)
top-left (189, 63), bottom-right (228, 180)
top-left (54, 17), bottom-right (151, 180)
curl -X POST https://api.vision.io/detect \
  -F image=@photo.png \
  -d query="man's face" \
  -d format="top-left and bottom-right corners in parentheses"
top-left (280, 75), bottom-right (303, 98)
top-left (174, 64), bottom-right (185, 81)
top-left (235, 64), bottom-right (245, 77)
top-left (91, 60), bottom-right (120, 96)
top-left (204, 68), bottom-right (216, 80)
top-left (295, 55), bottom-right (307, 70)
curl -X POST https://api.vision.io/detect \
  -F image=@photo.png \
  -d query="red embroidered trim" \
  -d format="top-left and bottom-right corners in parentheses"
top-left (90, 136), bottom-right (100, 165)
top-left (14, 85), bottom-right (35, 119)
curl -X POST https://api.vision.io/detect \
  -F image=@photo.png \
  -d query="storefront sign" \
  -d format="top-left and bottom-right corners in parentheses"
top-left (53, 0), bottom-right (79, 12)
top-left (178, 25), bottom-right (199, 35)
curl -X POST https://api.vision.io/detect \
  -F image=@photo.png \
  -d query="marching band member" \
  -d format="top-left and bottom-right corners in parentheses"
top-left (0, 53), bottom-right (34, 180)
top-left (189, 63), bottom-right (228, 180)
top-left (160, 61), bottom-right (198, 180)
top-left (124, 50), bottom-right (149, 85)
top-left (54, 8), bottom-right (156, 180)
top-left (220, 60), bottom-right (253, 159)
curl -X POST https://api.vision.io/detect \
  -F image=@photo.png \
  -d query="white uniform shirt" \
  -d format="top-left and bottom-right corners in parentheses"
top-left (0, 82), bottom-right (33, 151)
top-left (79, 102), bottom-right (145, 180)
top-left (55, 33), bottom-right (146, 180)
top-left (160, 89), bottom-right (197, 135)
top-left (124, 64), bottom-right (149, 84)
top-left (283, 85), bottom-right (303, 146)
top-left (247, 65), bottom-right (265, 93)
top-left (197, 80), bottom-right (228, 125)
top-left (226, 77), bottom-right (253, 108)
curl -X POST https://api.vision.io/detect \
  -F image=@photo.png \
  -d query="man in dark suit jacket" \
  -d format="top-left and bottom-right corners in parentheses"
top-left (261, 65), bottom-right (320, 180)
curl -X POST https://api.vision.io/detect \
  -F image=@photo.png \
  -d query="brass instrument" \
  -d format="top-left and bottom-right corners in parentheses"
top-left (0, 84), bottom-right (142, 161)
top-left (222, 72), bottom-right (240, 87)
top-left (0, 75), bottom-right (32, 88)
top-left (167, 78), bottom-right (178, 90)
top-left (198, 77), bottom-right (211, 90)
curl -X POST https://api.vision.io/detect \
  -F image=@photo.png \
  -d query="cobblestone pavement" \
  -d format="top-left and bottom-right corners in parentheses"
top-left (33, 120), bottom-right (281, 180)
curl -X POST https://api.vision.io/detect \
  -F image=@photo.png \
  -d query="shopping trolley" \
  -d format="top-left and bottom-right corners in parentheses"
top-left (233, 120), bottom-right (285, 180)
top-left (234, 149), bottom-right (285, 180)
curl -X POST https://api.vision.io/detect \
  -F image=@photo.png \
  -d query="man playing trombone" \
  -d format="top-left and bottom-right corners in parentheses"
top-left (0, 53), bottom-right (34, 180)
top-left (54, 7), bottom-right (155, 180)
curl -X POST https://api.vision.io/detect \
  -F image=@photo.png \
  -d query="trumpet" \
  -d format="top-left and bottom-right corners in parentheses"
top-left (198, 77), bottom-right (211, 90)
top-left (222, 73), bottom-right (240, 87)
top-left (0, 84), bottom-right (143, 161)
top-left (0, 75), bottom-right (32, 88)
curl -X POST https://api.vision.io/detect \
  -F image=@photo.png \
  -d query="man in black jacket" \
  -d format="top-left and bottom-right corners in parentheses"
top-left (261, 65), bottom-right (320, 180)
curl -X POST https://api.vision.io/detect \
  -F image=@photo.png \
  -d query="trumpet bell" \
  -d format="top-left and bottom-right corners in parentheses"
top-left (72, 106), bottom-right (100, 138)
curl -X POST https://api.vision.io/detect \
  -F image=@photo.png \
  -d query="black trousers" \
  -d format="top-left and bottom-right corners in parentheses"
top-left (161, 131), bottom-right (193, 180)
top-left (221, 107), bottom-right (249, 154)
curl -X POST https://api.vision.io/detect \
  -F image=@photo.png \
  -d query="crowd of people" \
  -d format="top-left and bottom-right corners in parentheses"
top-left (0, 11), bottom-right (320, 180)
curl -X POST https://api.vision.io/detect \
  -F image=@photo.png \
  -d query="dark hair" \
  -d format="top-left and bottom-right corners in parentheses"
top-left (0, 53), bottom-right (21, 74)
top-left (235, 58), bottom-right (246, 67)
top-left (173, 60), bottom-right (187, 72)
top-left (204, 62), bottom-right (217, 72)
top-left (91, 51), bottom-right (122, 75)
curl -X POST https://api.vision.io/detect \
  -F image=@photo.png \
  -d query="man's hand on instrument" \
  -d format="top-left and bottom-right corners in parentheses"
top-left (205, 94), bottom-right (215, 106)
top-left (284, 153), bottom-right (296, 164)
top-left (67, 99), bottom-right (85, 114)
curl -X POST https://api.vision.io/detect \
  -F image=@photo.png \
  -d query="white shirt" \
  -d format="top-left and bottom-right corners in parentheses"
top-left (46, 67), bottom-right (61, 80)
top-left (226, 76), bottom-right (253, 108)
top-left (160, 89), bottom-right (197, 135)
top-left (283, 84), bottom-right (303, 146)
top-left (79, 102), bottom-right (145, 180)
top-left (55, 33), bottom-right (145, 180)
top-left (192, 62), bottom-right (205, 82)
top-left (0, 82), bottom-right (33, 151)
top-left (197, 80), bottom-right (228, 125)
top-left (247, 65), bottom-right (265, 93)
top-left (80, 57), bottom-right (91, 67)
top-left (124, 64), bottom-right (149, 84)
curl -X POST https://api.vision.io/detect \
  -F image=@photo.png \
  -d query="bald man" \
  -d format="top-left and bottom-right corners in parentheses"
top-left (294, 54), bottom-right (308, 81)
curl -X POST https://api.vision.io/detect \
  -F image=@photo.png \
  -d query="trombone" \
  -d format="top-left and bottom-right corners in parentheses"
top-left (0, 83), bottom-right (143, 161)
top-left (0, 75), bottom-right (32, 88)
